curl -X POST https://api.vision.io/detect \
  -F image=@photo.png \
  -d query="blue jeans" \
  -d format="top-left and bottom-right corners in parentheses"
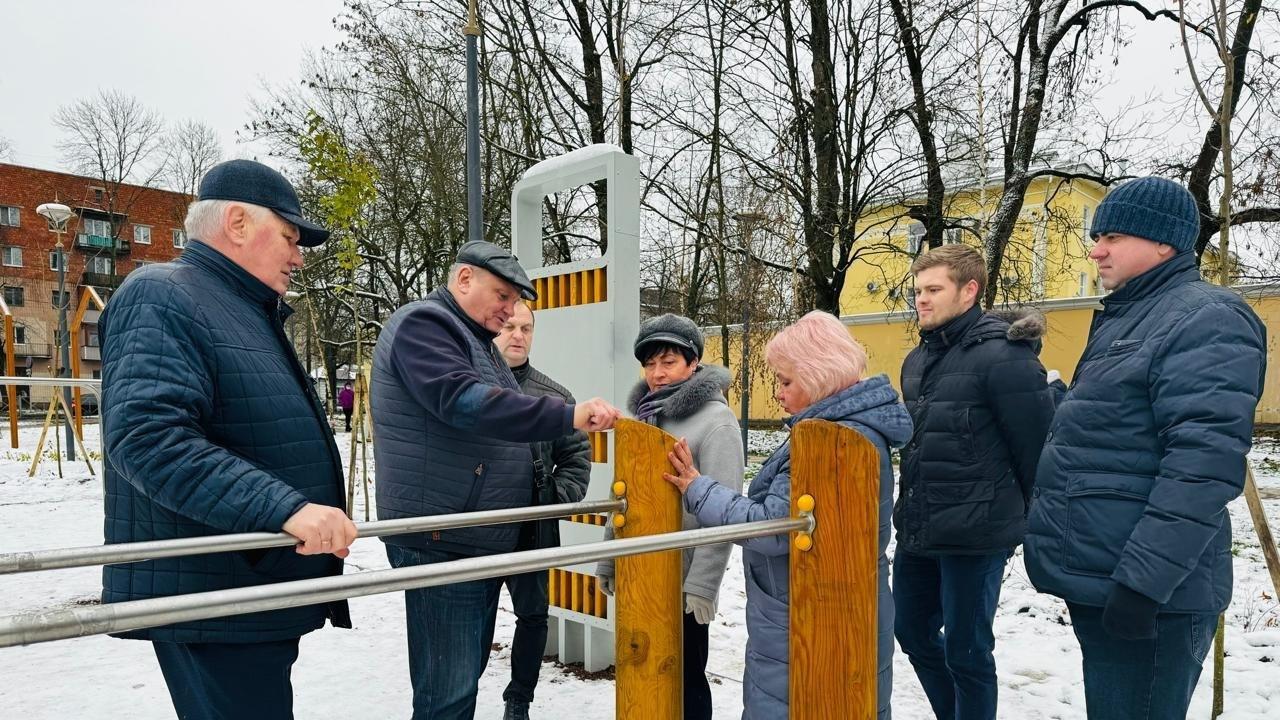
top-left (386, 544), bottom-right (501, 720)
top-left (1067, 602), bottom-right (1216, 720)
top-left (153, 638), bottom-right (300, 720)
top-left (892, 549), bottom-right (1008, 720)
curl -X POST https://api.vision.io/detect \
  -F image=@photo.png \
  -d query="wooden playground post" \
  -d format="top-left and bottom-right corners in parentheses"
top-left (613, 418), bottom-right (683, 719)
top-left (790, 419), bottom-right (880, 719)
top-left (68, 287), bottom-right (106, 436)
top-left (2, 300), bottom-right (17, 449)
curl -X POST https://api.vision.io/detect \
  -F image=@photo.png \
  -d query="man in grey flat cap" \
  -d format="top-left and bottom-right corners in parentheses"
top-left (371, 240), bottom-right (620, 719)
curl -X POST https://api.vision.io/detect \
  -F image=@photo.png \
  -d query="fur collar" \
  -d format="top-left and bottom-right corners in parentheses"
top-left (627, 364), bottom-right (732, 421)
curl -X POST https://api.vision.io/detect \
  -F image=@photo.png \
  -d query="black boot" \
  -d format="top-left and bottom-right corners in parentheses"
top-left (503, 699), bottom-right (530, 720)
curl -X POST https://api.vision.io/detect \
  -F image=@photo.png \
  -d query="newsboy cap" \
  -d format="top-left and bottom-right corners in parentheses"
top-left (456, 241), bottom-right (537, 301)
top-left (198, 159), bottom-right (330, 247)
top-left (634, 313), bottom-right (705, 361)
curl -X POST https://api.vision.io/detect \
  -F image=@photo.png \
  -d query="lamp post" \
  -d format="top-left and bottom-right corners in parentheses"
top-left (463, 0), bottom-right (482, 244)
top-left (732, 212), bottom-right (767, 458)
top-left (35, 203), bottom-right (76, 463)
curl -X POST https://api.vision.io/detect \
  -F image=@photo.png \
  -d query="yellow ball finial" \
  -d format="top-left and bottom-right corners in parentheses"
top-left (612, 513), bottom-right (627, 529)
top-left (612, 481), bottom-right (627, 497)
top-left (797, 494), bottom-right (815, 513)
top-left (795, 533), bottom-right (813, 552)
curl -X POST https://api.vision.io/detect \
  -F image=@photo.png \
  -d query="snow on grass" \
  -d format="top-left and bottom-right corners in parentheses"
top-left (0, 421), bottom-right (1275, 718)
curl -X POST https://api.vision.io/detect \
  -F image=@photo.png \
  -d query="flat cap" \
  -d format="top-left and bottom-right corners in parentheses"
top-left (198, 159), bottom-right (330, 247)
top-left (456, 241), bottom-right (537, 300)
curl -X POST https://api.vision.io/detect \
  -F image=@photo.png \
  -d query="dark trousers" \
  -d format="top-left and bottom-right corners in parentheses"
top-left (341, 407), bottom-right (352, 431)
top-left (684, 610), bottom-right (713, 720)
top-left (387, 544), bottom-right (502, 720)
top-left (892, 549), bottom-right (1008, 720)
top-left (1067, 602), bottom-right (1216, 720)
top-left (152, 638), bottom-right (301, 720)
top-left (503, 566), bottom-right (550, 703)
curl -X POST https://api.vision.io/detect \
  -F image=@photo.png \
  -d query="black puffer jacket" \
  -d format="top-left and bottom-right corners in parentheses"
top-left (512, 362), bottom-right (592, 547)
top-left (895, 305), bottom-right (1055, 555)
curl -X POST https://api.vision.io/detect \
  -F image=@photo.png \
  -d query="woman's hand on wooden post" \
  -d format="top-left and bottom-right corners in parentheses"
top-left (663, 438), bottom-right (700, 494)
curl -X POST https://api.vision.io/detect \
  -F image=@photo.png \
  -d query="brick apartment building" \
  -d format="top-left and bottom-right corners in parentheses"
top-left (0, 162), bottom-right (191, 408)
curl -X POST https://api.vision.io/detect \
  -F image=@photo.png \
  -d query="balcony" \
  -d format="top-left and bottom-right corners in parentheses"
top-left (75, 233), bottom-right (129, 253)
top-left (80, 345), bottom-right (101, 362)
top-left (7, 343), bottom-right (53, 358)
top-left (81, 272), bottom-right (124, 289)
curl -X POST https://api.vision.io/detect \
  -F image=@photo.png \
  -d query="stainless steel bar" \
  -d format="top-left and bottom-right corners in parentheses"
top-left (0, 499), bottom-right (625, 575)
top-left (0, 517), bottom-right (807, 648)
top-left (0, 376), bottom-right (101, 392)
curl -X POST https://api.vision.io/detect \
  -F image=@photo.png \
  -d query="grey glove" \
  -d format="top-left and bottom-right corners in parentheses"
top-left (598, 574), bottom-right (615, 596)
top-left (685, 593), bottom-right (716, 625)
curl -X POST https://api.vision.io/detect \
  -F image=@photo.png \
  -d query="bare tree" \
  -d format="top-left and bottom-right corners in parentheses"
top-left (53, 89), bottom-right (167, 279)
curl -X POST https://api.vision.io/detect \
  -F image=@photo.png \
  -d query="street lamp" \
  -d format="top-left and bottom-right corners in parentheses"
top-left (36, 203), bottom-right (76, 463)
top-left (732, 211), bottom-right (767, 458)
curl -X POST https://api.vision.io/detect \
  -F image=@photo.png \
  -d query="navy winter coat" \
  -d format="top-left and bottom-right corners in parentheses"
top-left (100, 241), bottom-right (350, 643)
top-left (685, 375), bottom-right (912, 720)
top-left (896, 306), bottom-right (1055, 555)
top-left (371, 289), bottom-right (574, 556)
top-left (1026, 252), bottom-right (1266, 613)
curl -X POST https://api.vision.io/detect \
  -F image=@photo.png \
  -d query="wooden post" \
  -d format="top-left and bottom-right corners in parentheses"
top-left (790, 419), bottom-right (880, 719)
top-left (1243, 465), bottom-right (1280, 598)
top-left (613, 418), bottom-right (683, 719)
top-left (67, 287), bottom-right (104, 437)
top-left (2, 309), bottom-right (17, 449)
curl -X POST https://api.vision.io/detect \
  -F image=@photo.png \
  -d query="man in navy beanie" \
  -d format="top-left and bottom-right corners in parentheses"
top-left (1025, 177), bottom-right (1266, 719)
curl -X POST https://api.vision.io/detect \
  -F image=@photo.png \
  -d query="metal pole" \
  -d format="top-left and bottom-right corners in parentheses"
top-left (740, 243), bottom-right (750, 458)
top-left (0, 517), bottom-right (808, 648)
top-left (0, 498), bottom-right (625, 574)
top-left (56, 240), bottom-right (74, 462)
top-left (0, 376), bottom-right (99, 391)
top-left (463, 0), bottom-right (482, 244)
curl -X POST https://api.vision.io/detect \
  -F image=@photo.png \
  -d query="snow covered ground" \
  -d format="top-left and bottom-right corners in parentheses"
top-left (0, 422), bottom-right (1276, 719)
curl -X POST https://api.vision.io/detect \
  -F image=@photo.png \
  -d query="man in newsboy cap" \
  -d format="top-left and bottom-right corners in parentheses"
top-left (100, 159), bottom-right (357, 719)
top-left (371, 240), bottom-right (621, 718)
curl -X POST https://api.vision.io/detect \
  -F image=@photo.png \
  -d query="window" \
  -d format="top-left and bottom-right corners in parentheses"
top-left (83, 217), bottom-right (112, 237)
top-left (49, 250), bottom-right (65, 271)
top-left (172, 229), bottom-right (187, 249)
top-left (2, 286), bottom-right (23, 307)
top-left (133, 260), bottom-right (154, 270)
top-left (85, 328), bottom-right (100, 348)
top-left (0, 206), bottom-right (19, 227)
top-left (13, 325), bottom-right (26, 344)
top-left (133, 225), bottom-right (152, 244)
top-left (1079, 272), bottom-right (1090, 297)
top-left (2, 246), bottom-right (21, 267)
top-left (944, 228), bottom-right (963, 245)
top-left (907, 222), bottom-right (925, 254)
top-left (52, 290), bottom-right (70, 308)
top-left (1082, 206), bottom-right (1092, 244)
top-left (86, 256), bottom-right (113, 274)
top-left (92, 187), bottom-right (105, 204)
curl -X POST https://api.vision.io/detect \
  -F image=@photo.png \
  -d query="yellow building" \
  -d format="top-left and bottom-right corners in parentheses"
top-left (839, 174), bottom-right (1108, 314)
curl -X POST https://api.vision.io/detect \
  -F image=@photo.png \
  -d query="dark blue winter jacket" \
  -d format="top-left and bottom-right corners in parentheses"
top-left (100, 241), bottom-right (350, 643)
top-left (1026, 252), bottom-right (1266, 613)
top-left (371, 289), bottom-right (574, 555)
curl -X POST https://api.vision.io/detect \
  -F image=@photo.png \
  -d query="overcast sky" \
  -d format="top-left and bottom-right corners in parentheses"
top-left (0, 0), bottom-right (345, 174)
top-left (0, 1), bottom-right (1206, 183)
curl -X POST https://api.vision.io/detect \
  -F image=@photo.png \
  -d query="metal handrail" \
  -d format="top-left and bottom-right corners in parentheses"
top-left (0, 517), bottom-right (808, 648)
top-left (0, 499), bottom-right (626, 574)
top-left (0, 376), bottom-right (101, 395)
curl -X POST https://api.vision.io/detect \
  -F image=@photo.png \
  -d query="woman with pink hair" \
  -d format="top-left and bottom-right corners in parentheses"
top-left (665, 310), bottom-right (910, 719)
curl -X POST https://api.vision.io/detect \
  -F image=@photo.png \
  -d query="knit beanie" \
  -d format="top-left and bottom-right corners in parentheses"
top-left (1089, 176), bottom-right (1200, 252)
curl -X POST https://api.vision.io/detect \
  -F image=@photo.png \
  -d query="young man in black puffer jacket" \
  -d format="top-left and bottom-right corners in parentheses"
top-left (894, 244), bottom-right (1055, 720)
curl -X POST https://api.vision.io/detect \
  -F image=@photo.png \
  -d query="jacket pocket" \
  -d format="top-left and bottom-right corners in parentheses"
top-left (463, 462), bottom-right (489, 512)
top-left (924, 480), bottom-right (994, 548)
top-left (1105, 339), bottom-right (1143, 357)
top-left (1062, 472), bottom-right (1151, 577)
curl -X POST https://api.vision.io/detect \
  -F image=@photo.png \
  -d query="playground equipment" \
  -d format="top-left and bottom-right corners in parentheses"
top-left (0, 418), bottom-right (883, 718)
top-left (509, 143), bottom-right (642, 670)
